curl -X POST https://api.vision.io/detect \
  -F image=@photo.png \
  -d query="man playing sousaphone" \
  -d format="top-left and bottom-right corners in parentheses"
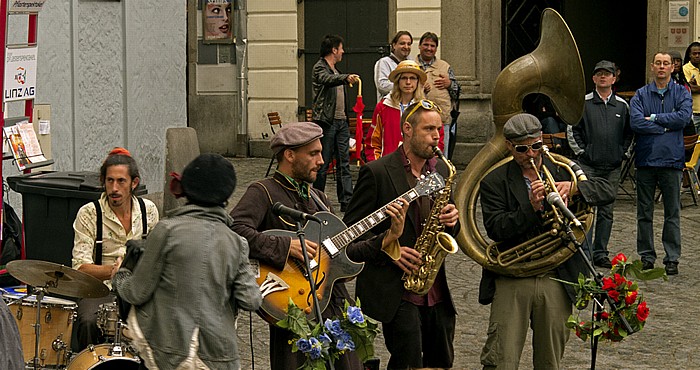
top-left (478, 113), bottom-right (614, 369)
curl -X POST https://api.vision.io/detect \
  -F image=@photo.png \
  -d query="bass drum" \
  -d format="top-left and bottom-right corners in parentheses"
top-left (67, 344), bottom-right (140, 370)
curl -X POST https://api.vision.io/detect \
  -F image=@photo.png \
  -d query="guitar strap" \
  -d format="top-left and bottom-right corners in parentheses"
top-left (93, 197), bottom-right (147, 266)
top-left (309, 189), bottom-right (330, 212)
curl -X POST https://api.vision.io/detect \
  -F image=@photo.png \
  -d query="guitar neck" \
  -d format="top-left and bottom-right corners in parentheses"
top-left (329, 188), bottom-right (421, 249)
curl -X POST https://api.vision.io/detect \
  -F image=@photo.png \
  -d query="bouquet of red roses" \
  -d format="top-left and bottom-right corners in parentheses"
top-left (561, 253), bottom-right (665, 342)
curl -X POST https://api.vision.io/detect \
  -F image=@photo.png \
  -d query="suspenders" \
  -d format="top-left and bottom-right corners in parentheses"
top-left (93, 198), bottom-right (147, 265)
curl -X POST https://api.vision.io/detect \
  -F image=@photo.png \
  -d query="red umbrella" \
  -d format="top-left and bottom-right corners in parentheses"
top-left (350, 78), bottom-right (365, 165)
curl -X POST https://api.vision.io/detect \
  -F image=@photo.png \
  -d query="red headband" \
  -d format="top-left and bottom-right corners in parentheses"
top-left (108, 147), bottom-right (131, 157)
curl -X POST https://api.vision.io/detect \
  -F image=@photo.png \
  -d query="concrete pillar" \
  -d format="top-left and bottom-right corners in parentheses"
top-left (163, 128), bottom-right (200, 214)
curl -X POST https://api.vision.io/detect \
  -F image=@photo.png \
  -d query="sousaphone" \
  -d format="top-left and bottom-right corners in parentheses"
top-left (455, 8), bottom-right (592, 277)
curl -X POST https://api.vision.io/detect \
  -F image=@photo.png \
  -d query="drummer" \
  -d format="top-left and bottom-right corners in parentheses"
top-left (71, 148), bottom-right (159, 352)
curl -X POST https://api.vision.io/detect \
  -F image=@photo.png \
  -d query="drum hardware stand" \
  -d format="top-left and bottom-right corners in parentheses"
top-left (294, 220), bottom-right (335, 370)
top-left (29, 286), bottom-right (47, 370)
top-left (561, 221), bottom-right (634, 370)
top-left (52, 333), bottom-right (69, 366)
top-left (110, 320), bottom-right (125, 357)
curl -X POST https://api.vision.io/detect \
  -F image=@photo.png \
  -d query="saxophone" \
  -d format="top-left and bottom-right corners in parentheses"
top-left (402, 147), bottom-right (459, 295)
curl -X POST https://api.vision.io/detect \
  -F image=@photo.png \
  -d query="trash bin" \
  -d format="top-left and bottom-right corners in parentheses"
top-left (7, 171), bottom-right (147, 267)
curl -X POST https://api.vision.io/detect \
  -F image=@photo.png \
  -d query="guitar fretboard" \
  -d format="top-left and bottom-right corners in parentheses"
top-left (329, 189), bottom-right (420, 249)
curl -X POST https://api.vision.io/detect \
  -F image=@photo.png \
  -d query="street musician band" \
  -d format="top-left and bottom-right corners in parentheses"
top-left (2, 23), bottom-right (621, 370)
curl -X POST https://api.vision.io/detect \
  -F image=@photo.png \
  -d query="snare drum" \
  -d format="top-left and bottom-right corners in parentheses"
top-left (2, 293), bottom-right (76, 366)
top-left (67, 344), bottom-right (140, 369)
top-left (96, 302), bottom-right (119, 337)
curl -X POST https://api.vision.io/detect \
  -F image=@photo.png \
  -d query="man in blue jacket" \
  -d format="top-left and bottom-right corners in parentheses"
top-left (630, 52), bottom-right (693, 275)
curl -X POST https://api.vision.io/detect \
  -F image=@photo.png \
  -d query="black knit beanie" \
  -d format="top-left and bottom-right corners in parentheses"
top-left (180, 154), bottom-right (236, 207)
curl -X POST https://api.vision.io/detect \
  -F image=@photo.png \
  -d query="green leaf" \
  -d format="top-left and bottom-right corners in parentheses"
top-left (276, 298), bottom-right (313, 339)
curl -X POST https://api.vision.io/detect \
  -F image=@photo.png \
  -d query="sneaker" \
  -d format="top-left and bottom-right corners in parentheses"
top-left (665, 263), bottom-right (679, 275)
top-left (642, 261), bottom-right (654, 270)
top-left (594, 258), bottom-right (612, 269)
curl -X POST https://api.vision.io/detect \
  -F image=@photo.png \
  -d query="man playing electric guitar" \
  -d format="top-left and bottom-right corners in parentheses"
top-left (231, 122), bottom-right (409, 370)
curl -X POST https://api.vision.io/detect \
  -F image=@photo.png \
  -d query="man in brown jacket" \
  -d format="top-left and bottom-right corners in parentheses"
top-left (230, 122), bottom-right (362, 370)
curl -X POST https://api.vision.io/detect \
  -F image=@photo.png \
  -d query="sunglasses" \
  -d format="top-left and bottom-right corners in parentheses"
top-left (404, 99), bottom-right (443, 123)
top-left (510, 141), bottom-right (543, 153)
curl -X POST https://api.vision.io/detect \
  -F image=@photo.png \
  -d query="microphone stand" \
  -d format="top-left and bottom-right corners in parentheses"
top-left (560, 221), bottom-right (634, 370)
top-left (293, 220), bottom-right (335, 370)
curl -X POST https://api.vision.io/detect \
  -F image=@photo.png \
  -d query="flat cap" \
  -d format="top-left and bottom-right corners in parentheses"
top-left (270, 122), bottom-right (324, 154)
top-left (503, 113), bottom-right (542, 142)
top-left (593, 60), bottom-right (616, 75)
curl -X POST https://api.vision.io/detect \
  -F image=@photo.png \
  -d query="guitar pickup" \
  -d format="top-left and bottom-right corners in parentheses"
top-left (322, 238), bottom-right (339, 256)
top-left (259, 272), bottom-right (289, 298)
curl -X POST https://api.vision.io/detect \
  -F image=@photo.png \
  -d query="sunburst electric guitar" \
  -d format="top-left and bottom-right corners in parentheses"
top-left (254, 172), bottom-right (446, 325)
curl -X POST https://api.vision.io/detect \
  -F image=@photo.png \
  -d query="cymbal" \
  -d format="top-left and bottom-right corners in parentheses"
top-left (6, 260), bottom-right (109, 299)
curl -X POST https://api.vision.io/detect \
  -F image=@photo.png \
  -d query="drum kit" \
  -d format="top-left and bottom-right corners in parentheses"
top-left (3, 260), bottom-right (141, 369)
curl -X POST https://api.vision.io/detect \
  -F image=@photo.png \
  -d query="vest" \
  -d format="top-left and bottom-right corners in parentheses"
top-left (418, 57), bottom-right (452, 123)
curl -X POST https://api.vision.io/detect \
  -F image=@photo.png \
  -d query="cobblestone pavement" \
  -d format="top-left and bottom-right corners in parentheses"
top-left (227, 157), bottom-right (700, 370)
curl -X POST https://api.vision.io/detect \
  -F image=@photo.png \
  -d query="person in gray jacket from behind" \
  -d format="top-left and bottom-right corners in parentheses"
top-left (114, 154), bottom-right (262, 370)
top-left (567, 60), bottom-right (633, 268)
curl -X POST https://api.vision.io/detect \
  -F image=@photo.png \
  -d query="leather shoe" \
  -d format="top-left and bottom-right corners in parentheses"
top-left (665, 263), bottom-right (679, 276)
top-left (594, 258), bottom-right (612, 269)
top-left (642, 261), bottom-right (654, 270)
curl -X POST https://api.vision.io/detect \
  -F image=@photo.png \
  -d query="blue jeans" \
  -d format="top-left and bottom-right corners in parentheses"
top-left (579, 164), bottom-right (622, 262)
top-left (635, 167), bottom-right (682, 265)
top-left (443, 123), bottom-right (452, 159)
top-left (313, 118), bottom-right (353, 205)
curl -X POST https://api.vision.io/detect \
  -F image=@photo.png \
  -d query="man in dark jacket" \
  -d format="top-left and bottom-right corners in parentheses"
top-left (568, 60), bottom-right (633, 268)
top-left (479, 113), bottom-right (591, 369)
top-left (344, 101), bottom-right (459, 369)
top-left (311, 34), bottom-right (359, 212)
top-left (630, 52), bottom-right (693, 275)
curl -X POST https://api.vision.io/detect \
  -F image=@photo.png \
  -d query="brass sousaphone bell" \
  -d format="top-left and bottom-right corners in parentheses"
top-left (454, 8), bottom-right (592, 277)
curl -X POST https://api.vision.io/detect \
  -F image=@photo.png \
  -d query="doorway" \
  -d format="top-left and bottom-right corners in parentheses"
top-left (502, 0), bottom-right (648, 94)
top-left (303, 0), bottom-right (389, 117)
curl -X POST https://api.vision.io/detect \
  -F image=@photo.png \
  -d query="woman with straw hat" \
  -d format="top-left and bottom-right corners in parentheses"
top-left (365, 60), bottom-right (444, 161)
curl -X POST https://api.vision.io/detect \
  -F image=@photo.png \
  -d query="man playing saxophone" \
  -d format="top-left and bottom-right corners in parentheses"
top-left (345, 99), bottom-right (459, 369)
top-left (478, 113), bottom-right (612, 369)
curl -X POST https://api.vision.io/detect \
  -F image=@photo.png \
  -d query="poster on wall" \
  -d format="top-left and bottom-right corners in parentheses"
top-left (4, 46), bottom-right (37, 103)
top-left (669, 1), bottom-right (690, 23)
top-left (203, 0), bottom-right (234, 44)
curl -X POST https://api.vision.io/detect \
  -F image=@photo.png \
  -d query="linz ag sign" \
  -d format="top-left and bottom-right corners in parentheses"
top-left (4, 47), bottom-right (38, 103)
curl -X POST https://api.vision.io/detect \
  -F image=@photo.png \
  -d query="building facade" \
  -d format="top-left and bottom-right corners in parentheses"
top-left (16, 0), bottom-right (698, 202)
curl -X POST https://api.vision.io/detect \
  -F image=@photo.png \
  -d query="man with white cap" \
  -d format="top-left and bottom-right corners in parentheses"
top-left (479, 113), bottom-right (613, 369)
top-left (230, 122), bottom-right (364, 369)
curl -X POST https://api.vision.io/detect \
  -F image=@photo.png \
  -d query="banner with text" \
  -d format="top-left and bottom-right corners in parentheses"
top-left (4, 46), bottom-right (37, 102)
top-left (10, 0), bottom-right (47, 13)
